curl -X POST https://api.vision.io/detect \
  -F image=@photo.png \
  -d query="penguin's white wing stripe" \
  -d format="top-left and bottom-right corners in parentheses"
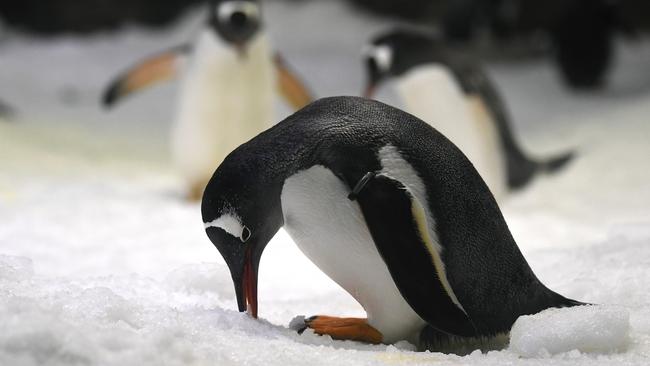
top-left (378, 144), bottom-right (465, 313)
top-left (204, 214), bottom-right (244, 240)
top-left (409, 194), bottom-right (466, 313)
top-left (378, 145), bottom-right (441, 253)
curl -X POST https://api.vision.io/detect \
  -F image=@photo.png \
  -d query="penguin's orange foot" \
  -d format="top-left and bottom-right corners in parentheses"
top-left (300, 315), bottom-right (383, 344)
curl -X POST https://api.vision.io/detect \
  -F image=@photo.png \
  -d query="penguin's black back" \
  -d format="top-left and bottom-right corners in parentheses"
top-left (213, 96), bottom-right (580, 337)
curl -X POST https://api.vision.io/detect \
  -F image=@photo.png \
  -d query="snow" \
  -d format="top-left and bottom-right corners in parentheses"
top-left (1, 0), bottom-right (650, 365)
top-left (510, 306), bottom-right (630, 357)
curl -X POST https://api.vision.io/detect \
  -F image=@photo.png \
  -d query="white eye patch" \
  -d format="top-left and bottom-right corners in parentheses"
top-left (362, 44), bottom-right (393, 73)
top-left (205, 214), bottom-right (249, 243)
top-left (218, 1), bottom-right (260, 23)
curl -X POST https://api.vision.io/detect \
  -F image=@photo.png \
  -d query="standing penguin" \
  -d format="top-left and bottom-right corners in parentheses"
top-left (102, 0), bottom-right (313, 200)
top-left (201, 96), bottom-right (583, 350)
top-left (362, 29), bottom-right (574, 199)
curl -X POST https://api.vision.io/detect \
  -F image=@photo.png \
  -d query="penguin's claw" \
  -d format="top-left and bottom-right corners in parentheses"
top-left (298, 315), bottom-right (383, 344)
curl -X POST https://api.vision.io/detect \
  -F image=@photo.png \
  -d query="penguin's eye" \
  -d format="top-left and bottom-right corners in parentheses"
top-left (241, 226), bottom-right (252, 243)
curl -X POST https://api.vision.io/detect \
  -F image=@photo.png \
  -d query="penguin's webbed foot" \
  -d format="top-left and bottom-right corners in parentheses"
top-left (296, 315), bottom-right (383, 344)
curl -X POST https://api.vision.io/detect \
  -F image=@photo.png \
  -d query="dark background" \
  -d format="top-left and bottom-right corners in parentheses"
top-left (0, 0), bottom-right (648, 89)
top-left (0, 0), bottom-right (203, 34)
top-left (1, 0), bottom-right (648, 36)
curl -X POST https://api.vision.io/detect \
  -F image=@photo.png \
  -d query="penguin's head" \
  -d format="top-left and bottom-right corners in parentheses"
top-left (208, 0), bottom-right (262, 54)
top-left (362, 29), bottom-right (448, 98)
top-left (201, 155), bottom-right (283, 319)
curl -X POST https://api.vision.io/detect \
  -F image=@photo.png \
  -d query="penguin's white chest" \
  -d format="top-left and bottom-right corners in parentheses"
top-left (396, 66), bottom-right (506, 199)
top-left (171, 30), bottom-right (276, 186)
top-left (280, 165), bottom-right (426, 344)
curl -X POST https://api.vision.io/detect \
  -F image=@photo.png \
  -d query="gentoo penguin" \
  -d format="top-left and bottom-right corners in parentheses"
top-left (201, 96), bottom-right (583, 350)
top-left (362, 29), bottom-right (574, 199)
top-left (102, 0), bottom-right (313, 200)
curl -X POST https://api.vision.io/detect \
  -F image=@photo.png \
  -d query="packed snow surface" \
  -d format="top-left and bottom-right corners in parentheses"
top-left (1, 1), bottom-right (650, 365)
top-left (510, 306), bottom-right (631, 357)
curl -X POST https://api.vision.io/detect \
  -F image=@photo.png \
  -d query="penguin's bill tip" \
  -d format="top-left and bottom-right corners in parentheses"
top-left (228, 246), bottom-right (260, 319)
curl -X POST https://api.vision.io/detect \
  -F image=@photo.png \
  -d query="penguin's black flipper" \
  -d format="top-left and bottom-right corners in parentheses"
top-left (102, 44), bottom-right (191, 108)
top-left (454, 64), bottom-right (575, 190)
top-left (351, 173), bottom-right (478, 338)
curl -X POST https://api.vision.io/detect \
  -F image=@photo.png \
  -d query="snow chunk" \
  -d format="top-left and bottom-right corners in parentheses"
top-left (0, 256), bottom-right (34, 282)
top-left (288, 315), bottom-right (306, 332)
top-left (509, 306), bottom-right (630, 357)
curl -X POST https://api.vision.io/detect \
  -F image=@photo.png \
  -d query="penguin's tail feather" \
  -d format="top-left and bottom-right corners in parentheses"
top-left (542, 283), bottom-right (590, 309)
top-left (507, 149), bottom-right (576, 190)
top-left (540, 150), bottom-right (576, 175)
top-left (553, 294), bottom-right (590, 308)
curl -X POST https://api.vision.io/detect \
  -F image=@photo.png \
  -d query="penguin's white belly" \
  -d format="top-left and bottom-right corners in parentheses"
top-left (397, 66), bottom-right (506, 199)
top-left (281, 165), bottom-right (426, 344)
top-left (171, 31), bottom-right (275, 187)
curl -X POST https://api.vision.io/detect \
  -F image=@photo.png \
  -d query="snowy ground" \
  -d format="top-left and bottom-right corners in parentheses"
top-left (1, 1), bottom-right (650, 365)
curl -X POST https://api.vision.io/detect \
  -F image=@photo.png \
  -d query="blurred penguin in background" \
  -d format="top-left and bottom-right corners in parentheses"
top-left (363, 29), bottom-right (574, 199)
top-left (102, 0), bottom-right (313, 200)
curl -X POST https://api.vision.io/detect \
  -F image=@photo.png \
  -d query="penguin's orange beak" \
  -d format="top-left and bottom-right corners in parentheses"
top-left (241, 247), bottom-right (258, 318)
